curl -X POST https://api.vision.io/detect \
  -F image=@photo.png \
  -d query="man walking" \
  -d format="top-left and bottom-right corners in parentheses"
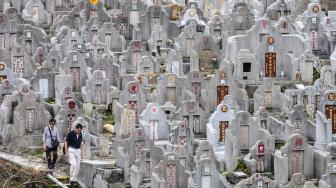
top-left (64, 124), bottom-right (83, 186)
top-left (43, 118), bottom-right (60, 175)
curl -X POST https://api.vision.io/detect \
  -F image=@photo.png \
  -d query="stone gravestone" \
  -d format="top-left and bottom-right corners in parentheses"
top-left (118, 81), bottom-right (147, 115)
top-left (151, 153), bottom-right (189, 188)
top-left (22, 0), bottom-right (51, 25)
top-left (236, 173), bottom-right (274, 188)
top-left (82, 70), bottom-right (110, 105)
top-left (0, 62), bottom-right (16, 84)
top-left (55, 99), bottom-right (81, 140)
top-left (140, 103), bottom-right (169, 141)
top-left (315, 90), bottom-right (336, 150)
top-left (60, 51), bottom-right (87, 92)
top-left (171, 121), bottom-right (193, 152)
top-left (7, 84), bottom-right (50, 151)
top-left (55, 74), bottom-right (74, 106)
top-left (181, 100), bottom-right (205, 136)
top-left (274, 133), bottom-right (314, 185)
top-left (119, 107), bottom-right (136, 138)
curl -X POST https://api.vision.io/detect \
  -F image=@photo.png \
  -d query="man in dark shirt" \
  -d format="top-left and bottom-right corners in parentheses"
top-left (64, 124), bottom-right (83, 185)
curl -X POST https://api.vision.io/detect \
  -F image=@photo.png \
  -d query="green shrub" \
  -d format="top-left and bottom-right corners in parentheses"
top-left (313, 67), bottom-right (320, 83)
top-left (45, 98), bottom-right (55, 104)
top-left (102, 104), bottom-right (115, 125)
top-left (33, 150), bottom-right (45, 159)
top-left (235, 158), bottom-right (251, 175)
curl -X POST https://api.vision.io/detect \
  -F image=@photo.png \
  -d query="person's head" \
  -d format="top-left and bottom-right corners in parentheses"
top-left (49, 118), bottom-right (56, 127)
top-left (74, 123), bottom-right (83, 134)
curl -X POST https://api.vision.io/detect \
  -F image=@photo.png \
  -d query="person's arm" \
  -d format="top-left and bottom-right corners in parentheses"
top-left (80, 141), bottom-right (84, 159)
top-left (80, 134), bottom-right (84, 159)
top-left (56, 128), bottom-right (61, 143)
top-left (64, 140), bottom-right (68, 155)
top-left (64, 133), bottom-right (69, 155)
top-left (42, 128), bottom-right (47, 151)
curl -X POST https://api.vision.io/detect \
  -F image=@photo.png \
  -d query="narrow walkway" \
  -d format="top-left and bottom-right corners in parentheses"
top-left (0, 150), bottom-right (76, 187)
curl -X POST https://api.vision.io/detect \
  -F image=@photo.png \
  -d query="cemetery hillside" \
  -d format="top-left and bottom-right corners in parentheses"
top-left (1, 0), bottom-right (336, 187)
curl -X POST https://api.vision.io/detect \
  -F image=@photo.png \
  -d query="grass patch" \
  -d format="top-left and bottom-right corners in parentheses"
top-left (32, 150), bottom-right (45, 159)
top-left (102, 104), bottom-right (115, 125)
top-left (104, 4), bottom-right (111, 10)
top-left (235, 158), bottom-right (251, 175)
top-left (275, 140), bottom-right (286, 149)
top-left (45, 98), bottom-right (55, 104)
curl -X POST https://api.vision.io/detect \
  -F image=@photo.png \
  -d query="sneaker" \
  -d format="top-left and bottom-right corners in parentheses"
top-left (70, 181), bottom-right (77, 187)
top-left (48, 169), bottom-right (53, 175)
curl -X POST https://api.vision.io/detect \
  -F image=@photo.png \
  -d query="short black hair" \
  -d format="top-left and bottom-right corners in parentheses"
top-left (75, 124), bottom-right (83, 129)
top-left (49, 118), bottom-right (56, 124)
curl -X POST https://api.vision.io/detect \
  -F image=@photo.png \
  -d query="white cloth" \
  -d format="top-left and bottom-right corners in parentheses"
top-left (69, 147), bottom-right (81, 182)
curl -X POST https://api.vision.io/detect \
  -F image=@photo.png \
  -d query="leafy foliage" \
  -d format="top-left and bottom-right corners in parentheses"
top-left (104, 4), bottom-right (111, 10)
top-left (275, 140), bottom-right (286, 149)
top-left (235, 158), bottom-right (250, 175)
top-left (313, 67), bottom-right (320, 84)
top-left (102, 104), bottom-right (115, 125)
top-left (280, 85), bottom-right (287, 93)
top-left (32, 150), bottom-right (45, 159)
top-left (44, 98), bottom-right (55, 104)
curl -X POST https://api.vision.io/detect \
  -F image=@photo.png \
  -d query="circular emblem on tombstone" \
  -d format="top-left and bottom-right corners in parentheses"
top-left (129, 83), bottom-right (139, 94)
top-left (132, 41), bottom-right (142, 51)
top-left (186, 102), bottom-right (196, 113)
top-left (329, 93), bottom-right (336, 101)
top-left (151, 106), bottom-right (158, 114)
top-left (221, 105), bottom-right (228, 112)
top-left (68, 101), bottom-right (76, 109)
top-left (95, 71), bottom-right (103, 79)
top-left (7, 8), bottom-right (17, 20)
top-left (89, 0), bottom-right (100, 5)
top-left (188, 10), bottom-right (195, 17)
top-left (143, 57), bottom-right (151, 63)
top-left (293, 174), bottom-right (305, 185)
top-left (38, 47), bottom-right (44, 54)
top-left (312, 5), bottom-right (319, 13)
top-left (267, 37), bottom-right (274, 45)
top-left (180, 122), bottom-right (185, 128)
top-left (118, 13), bottom-right (126, 22)
top-left (219, 70), bottom-right (226, 79)
top-left (294, 136), bottom-right (303, 148)
top-left (0, 64), bottom-right (5, 71)
top-left (64, 87), bottom-right (72, 95)
top-left (21, 85), bottom-right (29, 94)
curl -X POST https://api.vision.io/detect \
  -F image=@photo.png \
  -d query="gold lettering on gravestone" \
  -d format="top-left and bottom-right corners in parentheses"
top-left (89, 0), bottom-right (99, 5)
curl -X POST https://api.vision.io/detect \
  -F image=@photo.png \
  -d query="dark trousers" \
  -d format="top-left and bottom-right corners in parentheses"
top-left (46, 147), bottom-right (57, 170)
